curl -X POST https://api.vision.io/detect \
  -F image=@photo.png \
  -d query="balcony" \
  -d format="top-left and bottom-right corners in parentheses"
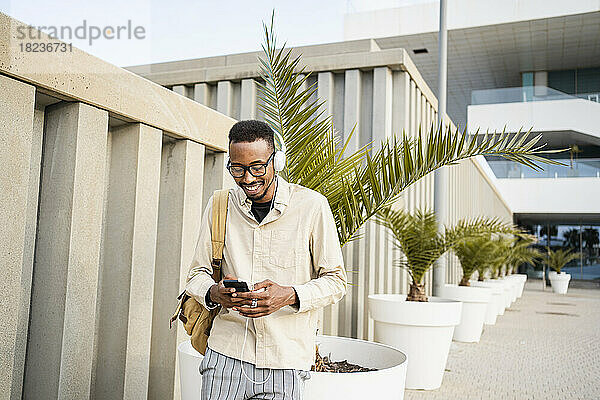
top-left (487, 158), bottom-right (600, 179)
top-left (468, 86), bottom-right (600, 147)
top-left (470, 85), bottom-right (600, 105)
top-left (468, 86), bottom-right (600, 217)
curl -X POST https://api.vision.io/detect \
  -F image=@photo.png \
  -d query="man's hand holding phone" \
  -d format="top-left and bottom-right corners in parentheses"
top-left (209, 276), bottom-right (298, 317)
top-left (208, 274), bottom-right (246, 309)
top-left (232, 279), bottom-right (298, 318)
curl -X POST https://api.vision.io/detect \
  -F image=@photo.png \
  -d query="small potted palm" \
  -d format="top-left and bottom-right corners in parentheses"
top-left (470, 236), bottom-right (511, 315)
top-left (369, 211), bottom-right (517, 386)
top-left (368, 209), bottom-right (461, 390)
top-left (494, 238), bottom-right (523, 304)
top-left (547, 248), bottom-right (579, 294)
top-left (441, 217), bottom-right (518, 342)
top-left (465, 237), bottom-right (506, 324)
top-left (503, 238), bottom-right (539, 298)
top-left (451, 232), bottom-right (511, 337)
top-left (488, 237), bottom-right (518, 308)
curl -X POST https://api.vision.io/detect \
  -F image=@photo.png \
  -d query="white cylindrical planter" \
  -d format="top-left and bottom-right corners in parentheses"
top-left (438, 284), bottom-right (491, 342)
top-left (178, 341), bottom-right (203, 400)
top-left (469, 281), bottom-right (503, 325)
top-left (368, 294), bottom-right (462, 390)
top-left (513, 274), bottom-right (527, 297)
top-left (504, 276), bottom-right (519, 303)
top-left (472, 280), bottom-right (506, 316)
top-left (549, 272), bottom-right (571, 294)
top-left (305, 335), bottom-right (408, 400)
top-left (489, 279), bottom-right (512, 308)
top-left (178, 336), bottom-right (408, 400)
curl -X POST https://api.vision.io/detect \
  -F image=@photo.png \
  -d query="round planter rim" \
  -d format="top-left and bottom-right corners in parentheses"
top-left (439, 284), bottom-right (492, 303)
top-left (368, 293), bottom-right (462, 304)
top-left (469, 281), bottom-right (504, 294)
top-left (178, 336), bottom-right (408, 376)
top-left (369, 294), bottom-right (462, 326)
top-left (314, 335), bottom-right (407, 376)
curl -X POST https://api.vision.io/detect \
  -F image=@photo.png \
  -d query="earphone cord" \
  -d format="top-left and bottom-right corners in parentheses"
top-left (239, 175), bottom-right (278, 385)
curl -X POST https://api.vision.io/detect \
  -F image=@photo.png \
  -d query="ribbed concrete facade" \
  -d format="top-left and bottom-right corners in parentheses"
top-left (0, 12), bottom-right (234, 400)
top-left (128, 40), bottom-right (513, 342)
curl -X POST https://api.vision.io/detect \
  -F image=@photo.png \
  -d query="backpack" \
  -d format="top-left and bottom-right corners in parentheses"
top-left (169, 189), bottom-right (229, 355)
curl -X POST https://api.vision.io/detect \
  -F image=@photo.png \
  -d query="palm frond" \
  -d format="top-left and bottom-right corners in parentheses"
top-left (454, 236), bottom-right (495, 283)
top-left (257, 15), bottom-right (562, 247)
top-left (376, 208), bottom-right (444, 285)
top-left (445, 217), bottom-right (519, 248)
top-left (547, 248), bottom-right (580, 273)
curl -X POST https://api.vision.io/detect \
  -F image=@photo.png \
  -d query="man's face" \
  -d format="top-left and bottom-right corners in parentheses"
top-left (228, 139), bottom-right (276, 203)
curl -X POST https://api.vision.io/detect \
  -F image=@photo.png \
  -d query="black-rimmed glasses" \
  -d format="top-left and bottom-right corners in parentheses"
top-left (227, 152), bottom-right (275, 178)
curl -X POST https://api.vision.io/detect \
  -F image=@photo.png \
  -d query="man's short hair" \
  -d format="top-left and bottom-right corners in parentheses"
top-left (228, 120), bottom-right (275, 151)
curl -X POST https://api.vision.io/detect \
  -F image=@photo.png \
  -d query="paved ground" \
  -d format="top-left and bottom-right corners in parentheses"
top-left (405, 280), bottom-right (600, 400)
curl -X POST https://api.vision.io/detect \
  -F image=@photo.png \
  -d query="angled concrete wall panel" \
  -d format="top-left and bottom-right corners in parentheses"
top-left (24, 101), bottom-right (108, 399)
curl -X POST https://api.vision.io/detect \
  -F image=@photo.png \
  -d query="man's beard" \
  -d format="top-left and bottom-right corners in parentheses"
top-left (241, 174), bottom-right (276, 202)
top-left (242, 179), bottom-right (268, 201)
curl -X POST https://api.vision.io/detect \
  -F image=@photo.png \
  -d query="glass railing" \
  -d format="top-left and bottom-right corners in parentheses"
top-left (487, 158), bottom-right (600, 179)
top-left (471, 86), bottom-right (581, 105)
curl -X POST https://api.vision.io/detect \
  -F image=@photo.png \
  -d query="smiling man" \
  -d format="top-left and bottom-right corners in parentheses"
top-left (185, 120), bottom-right (347, 400)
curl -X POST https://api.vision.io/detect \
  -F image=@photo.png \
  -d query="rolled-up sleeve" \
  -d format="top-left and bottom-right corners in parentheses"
top-left (184, 196), bottom-right (216, 309)
top-left (292, 196), bottom-right (347, 313)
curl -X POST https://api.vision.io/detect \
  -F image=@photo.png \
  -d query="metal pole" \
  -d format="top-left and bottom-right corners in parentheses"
top-left (580, 223), bottom-right (583, 279)
top-left (544, 223), bottom-right (550, 290)
top-left (433, 0), bottom-right (448, 296)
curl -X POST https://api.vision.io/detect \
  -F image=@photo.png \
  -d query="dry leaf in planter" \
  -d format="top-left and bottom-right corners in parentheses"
top-left (311, 345), bottom-right (377, 373)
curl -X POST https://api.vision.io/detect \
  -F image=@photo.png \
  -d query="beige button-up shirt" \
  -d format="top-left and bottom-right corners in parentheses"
top-left (185, 176), bottom-right (347, 370)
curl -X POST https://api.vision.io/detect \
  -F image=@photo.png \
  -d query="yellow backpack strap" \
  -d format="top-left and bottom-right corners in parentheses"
top-left (210, 189), bottom-right (229, 281)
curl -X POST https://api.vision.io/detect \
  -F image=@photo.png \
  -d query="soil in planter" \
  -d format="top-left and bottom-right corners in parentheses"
top-left (311, 346), bottom-right (377, 373)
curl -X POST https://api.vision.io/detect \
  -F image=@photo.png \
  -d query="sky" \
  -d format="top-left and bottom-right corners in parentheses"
top-left (0, 0), bottom-right (434, 67)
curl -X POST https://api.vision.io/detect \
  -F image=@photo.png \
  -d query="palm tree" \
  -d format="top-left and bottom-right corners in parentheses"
top-left (582, 228), bottom-right (599, 262)
top-left (257, 15), bottom-right (562, 248)
top-left (562, 228), bottom-right (580, 250)
top-left (375, 209), bottom-right (516, 300)
top-left (448, 218), bottom-right (521, 286)
top-left (486, 237), bottom-right (514, 279)
top-left (375, 209), bottom-right (444, 301)
top-left (504, 237), bottom-right (540, 274)
top-left (547, 248), bottom-right (580, 274)
top-left (467, 234), bottom-right (539, 281)
top-left (474, 237), bottom-right (498, 281)
top-left (454, 235), bottom-right (503, 286)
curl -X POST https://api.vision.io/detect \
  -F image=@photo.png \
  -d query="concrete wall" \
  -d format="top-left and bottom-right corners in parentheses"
top-left (0, 12), bottom-right (235, 400)
top-left (145, 48), bottom-right (513, 342)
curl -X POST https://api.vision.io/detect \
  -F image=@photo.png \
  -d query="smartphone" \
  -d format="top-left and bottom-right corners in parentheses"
top-left (223, 280), bottom-right (250, 292)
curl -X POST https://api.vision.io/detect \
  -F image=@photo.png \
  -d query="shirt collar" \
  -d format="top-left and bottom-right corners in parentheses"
top-left (234, 175), bottom-right (291, 208)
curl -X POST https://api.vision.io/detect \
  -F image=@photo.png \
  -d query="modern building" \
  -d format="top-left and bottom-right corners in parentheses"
top-left (344, 0), bottom-right (600, 278)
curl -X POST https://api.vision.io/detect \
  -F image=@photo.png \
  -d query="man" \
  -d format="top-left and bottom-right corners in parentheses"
top-left (185, 120), bottom-right (347, 400)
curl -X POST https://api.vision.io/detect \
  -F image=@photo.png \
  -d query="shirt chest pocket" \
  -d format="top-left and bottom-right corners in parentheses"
top-left (269, 229), bottom-right (296, 268)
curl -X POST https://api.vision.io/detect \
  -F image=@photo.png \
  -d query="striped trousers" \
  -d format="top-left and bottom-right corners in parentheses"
top-left (200, 347), bottom-right (310, 400)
